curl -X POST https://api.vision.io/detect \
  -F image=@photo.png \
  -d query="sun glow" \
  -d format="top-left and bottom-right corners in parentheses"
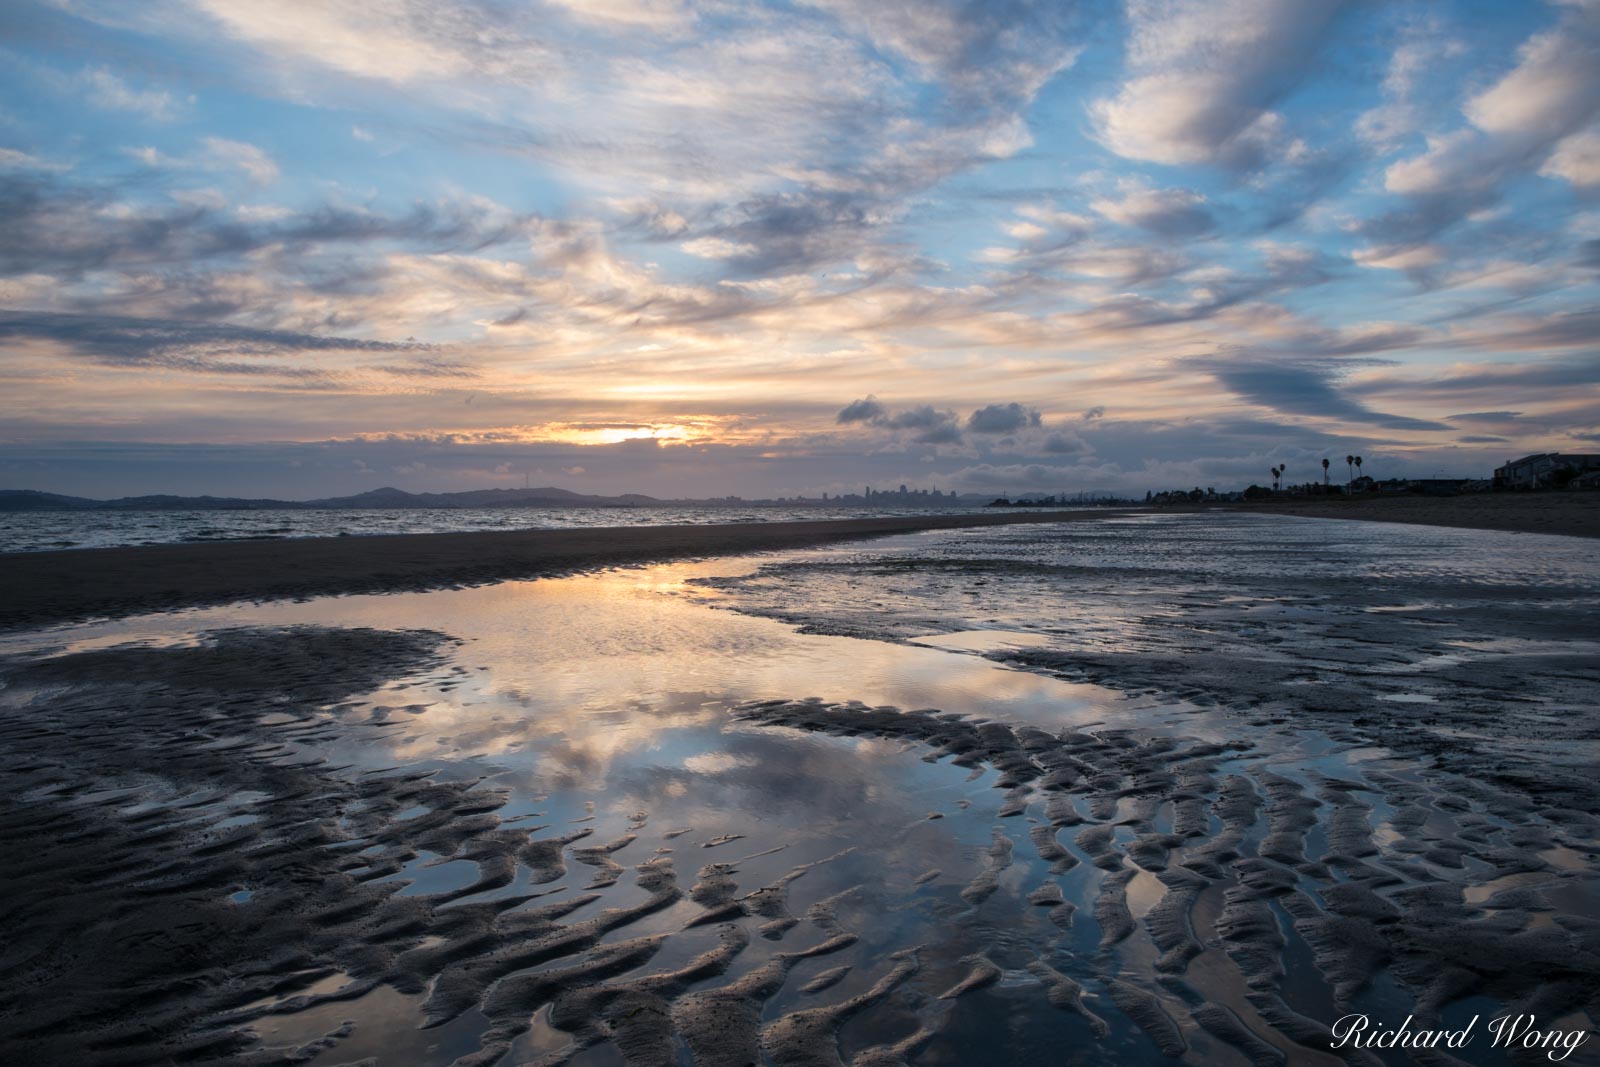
top-left (541, 423), bottom-right (694, 445)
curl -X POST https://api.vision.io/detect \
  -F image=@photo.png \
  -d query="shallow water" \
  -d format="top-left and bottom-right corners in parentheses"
top-left (1, 513), bottom-right (1596, 1066)
top-left (0, 503), bottom-right (1045, 553)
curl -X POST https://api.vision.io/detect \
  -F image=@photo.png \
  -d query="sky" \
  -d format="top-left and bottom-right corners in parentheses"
top-left (1, 0), bottom-right (1597, 500)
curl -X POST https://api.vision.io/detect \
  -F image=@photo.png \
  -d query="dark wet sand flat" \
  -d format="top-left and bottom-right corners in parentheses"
top-left (1, 512), bottom-right (1596, 1067)
top-left (0, 510), bottom-right (1136, 630)
top-left (1206, 491), bottom-right (1600, 539)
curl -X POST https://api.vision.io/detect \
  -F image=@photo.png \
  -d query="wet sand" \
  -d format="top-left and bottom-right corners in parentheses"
top-left (6, 497), bottom-right (1591, 632)
top-left (0, 573), bottom-right (1161, 1066)
top-left (1188, 491), bottom-right (1600, 539)
top-left (2, 515), bottom-right (1596, 1066)
top-left (0, 510), bottom-right (1134, 631)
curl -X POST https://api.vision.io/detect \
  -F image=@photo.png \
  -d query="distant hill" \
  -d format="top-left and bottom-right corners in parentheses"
top-left (0, 484), bottom-right (1002, 511)
top-left (305, 486), bottom-right (662, 509)
top-left (0, 485), bottom-right (670, 511)
top-left (0, 490), bottom-right (99, 511)
top-left (0, 490), bottom-right (304, 511)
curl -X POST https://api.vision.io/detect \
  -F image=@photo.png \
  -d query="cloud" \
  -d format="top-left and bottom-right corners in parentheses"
top-left (1091, 184), bottom-right (1214, 237)
top-left (1455, 309), bottom-right (1600, 352)
top-left (837, 395), bottom-right (887, 423)
top-left (1353, 243), bottom-right (1443, 274)
top-left (1201, 355), bottom-right (1450, 431)
top-left (180, 0), bottom-right (524, 86)
top-left (680, 236), bottom-right (757, 259)
top-left (1541, 129), bottom-right (1600, 187)
top-left (1089, 0), bottom-right (1348, 169)
top-left (202, 137), bottom-right (279, 184)
top-left (803, 0), bottom-right (1081, 114)
top-left (124, 139), bottom-right (282, 186)
top-left (0, 172), bottom-right (538, 279)
top-left (967, 402), bottom-right (1042, 434)
top-left (1365, 1), bottom-right (1600, 261)
top-left (0, 148), bottom-right (65, 172)
top-left (844, 398), bottom-right (1064, 446)
top-left (1042, 430), bottom-right (1088, 454)
top-left (543, 0), bottom-right (693, 31)
top-left (0, 308), bottom-right (433, 372)
top-left (3, 0), bottom-right (1597, 498)
top-left (169, 0), bottom-right (1074, 215)
top-left (1463, 14), bottom-right (1600, 140)
top-left (57, 0), bottom-right (1088, 293)
top-left (693, 191), bottom-right (896, 276)
top-left (882, 404), bottom-right (963, 444)
top-left (835, 397), bottom-right (965, 444)
top-left (1355, 22), bottom-right (1465, 151)
top-left (942, 461), bottom-right (1083, 491)
top-left (1349, 351), bottom-right (1600, 399)
top-left (370, 355), bottom-right (477, 379)
top-left (84, 67), bottom-right (183, 120)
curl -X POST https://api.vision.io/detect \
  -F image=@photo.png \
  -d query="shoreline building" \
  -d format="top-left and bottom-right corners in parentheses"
top-left (1493, 453), bottom-right (1600, 490)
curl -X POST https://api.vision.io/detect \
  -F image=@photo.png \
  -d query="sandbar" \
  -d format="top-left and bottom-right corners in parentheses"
top-left (0, 510), bottom-right (1135, 630)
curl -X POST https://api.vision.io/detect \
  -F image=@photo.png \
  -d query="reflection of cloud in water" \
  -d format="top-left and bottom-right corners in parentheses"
top-left (45, 560), bottom-right (1143, 789)
top-left (682, 750), bottom-right (757, 774)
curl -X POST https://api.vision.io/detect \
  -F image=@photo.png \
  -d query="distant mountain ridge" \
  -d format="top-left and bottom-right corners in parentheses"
top-left (305, 486), bottom-right (666, 509)
top-left (0, 486), bottom-right (666, 511)
top-left (0, 484), bottom-right (1019, 512)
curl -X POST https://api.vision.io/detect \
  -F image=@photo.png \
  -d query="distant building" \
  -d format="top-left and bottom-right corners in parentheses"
top-left (1493, 453), bottom-right (1600, 490)
top-left (1403, 478), bottom-right (1472, 495)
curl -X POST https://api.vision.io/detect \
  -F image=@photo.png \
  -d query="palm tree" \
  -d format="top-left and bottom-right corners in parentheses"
top-left (1271, 465), bottom-right (1281, 491)
top-left (1354, 455), bottom-right (1363, 489)
top-left (1322, 457), bottom-right (1330, 487)
top-left (1346, 454), bottom-right (1355, 491)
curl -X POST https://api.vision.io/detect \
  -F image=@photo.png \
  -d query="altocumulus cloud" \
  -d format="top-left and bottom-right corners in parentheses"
top-left (836, 396), bottom-right (888, 424)
top-left (967, 402), bottom-right (1043, 434)
top-left (0, 309), bottom-right (435, 367)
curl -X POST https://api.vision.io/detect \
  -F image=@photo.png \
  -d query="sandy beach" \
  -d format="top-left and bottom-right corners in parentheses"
top-left (1210, 491), bottom-right (1600, 539)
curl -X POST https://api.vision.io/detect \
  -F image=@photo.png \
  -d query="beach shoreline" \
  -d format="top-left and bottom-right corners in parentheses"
top-left (6, 495), bottom-right (1597, 630)
top-left (1175, 491), bottom-right (1600, 540)
top-left (0, 509), bottom-right (1137, 630)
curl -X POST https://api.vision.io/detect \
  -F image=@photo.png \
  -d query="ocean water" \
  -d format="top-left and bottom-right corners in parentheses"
top-left (2, 513), bottom-right (1595, 1065)
top-left (0, 504), bottom-right (1037, 553)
